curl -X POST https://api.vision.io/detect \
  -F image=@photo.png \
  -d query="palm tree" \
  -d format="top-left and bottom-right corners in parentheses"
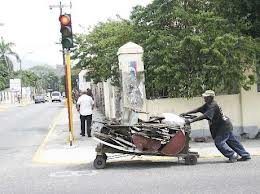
top-left (0, 37), bottom-right (21, 73)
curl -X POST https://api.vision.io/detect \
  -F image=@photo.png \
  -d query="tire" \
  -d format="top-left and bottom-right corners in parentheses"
top-left (94, 155), bottom-right (106, 169)
top-left (185, 155), bottom-right (197, 165)
top-left (102, 153), bottom-right (108, 161)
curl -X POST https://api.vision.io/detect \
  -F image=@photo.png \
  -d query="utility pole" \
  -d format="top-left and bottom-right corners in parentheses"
top-left (50, 1), bottom-right (75, 146)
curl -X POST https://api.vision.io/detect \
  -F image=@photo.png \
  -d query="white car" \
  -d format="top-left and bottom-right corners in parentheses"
top-left (51, 91), bottom-right (62, 102)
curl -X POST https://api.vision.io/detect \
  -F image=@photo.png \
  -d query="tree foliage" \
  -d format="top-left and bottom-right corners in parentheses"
top-left (12, 70), bottom-right (39, 88)
top-left (0, 37), bottom-right (21, 90)
top-left (72, 0), bottom-right (259, 98)
top-left (29, 65), bottom-right (62, 92)
top-left (0, 62), bottom-right (9, 90)
top-left (130, 0), bottom-right (258, 97)
top-left (72, 20), bottom-right (135, 85)
top-left (0, 37), bottom-right (20, 73)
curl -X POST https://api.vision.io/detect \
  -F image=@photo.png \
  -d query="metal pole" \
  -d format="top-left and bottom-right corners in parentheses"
top-left (65, 51), bottom-right (74, 146)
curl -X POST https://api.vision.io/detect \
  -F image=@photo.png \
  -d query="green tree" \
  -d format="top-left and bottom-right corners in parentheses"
top-left (0, 37), bottom-right (20, 73)
top-left (212, 0), bottom-right (260, 38)
top-left (130, 0), bottom-right (258, 97)
top-left (70, 0), bottom-right (258, 98)
top-left (29, 65), bottom-right (63, 93)
top-left (72, 19), bottom-right (135, 85)
top-left (43, 72), bottom-right (60, 92)
top-left (12, 70), bottom-right (39, 88)
top-left (0, 62), bottom-right (9, 90)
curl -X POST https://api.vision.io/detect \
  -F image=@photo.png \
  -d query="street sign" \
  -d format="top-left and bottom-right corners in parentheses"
top-left (9, 79), bottom-right (21, 92)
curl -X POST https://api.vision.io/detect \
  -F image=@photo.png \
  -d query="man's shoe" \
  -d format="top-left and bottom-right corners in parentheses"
top-left (227, 153), bottom-right (238, 163)
top-left (88, 135), bottom-right (92, 137)
top-left (238, 156), bottom-right (251, 161)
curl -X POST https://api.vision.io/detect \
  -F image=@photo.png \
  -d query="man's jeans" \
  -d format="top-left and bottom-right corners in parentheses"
top-left (214, 131), bottom-right (250, 159)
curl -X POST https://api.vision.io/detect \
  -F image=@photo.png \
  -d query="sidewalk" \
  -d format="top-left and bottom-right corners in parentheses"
top-left (33, 107), bottom-right (104, 164)
top-left (33, 107), bottom-right (260, 165)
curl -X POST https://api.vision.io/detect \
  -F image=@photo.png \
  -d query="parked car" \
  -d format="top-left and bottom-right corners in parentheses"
top-left (51, 91), bottom-right (62, 102)
top-left (34, 95), bottom-right (45, 103)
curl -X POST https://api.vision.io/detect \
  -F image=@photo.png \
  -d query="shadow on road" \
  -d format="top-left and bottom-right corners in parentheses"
top-left (67, 160), bottom-right (184, 171)
top-left (66, 157), bottom-right (235, 171)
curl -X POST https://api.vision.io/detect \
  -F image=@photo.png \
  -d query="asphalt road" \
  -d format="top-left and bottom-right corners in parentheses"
top-left (0, 102), bottom-right (260, 194)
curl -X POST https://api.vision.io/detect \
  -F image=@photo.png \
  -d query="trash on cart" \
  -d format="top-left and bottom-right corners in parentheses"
top-left (93, 108), bottom-right (199, 169)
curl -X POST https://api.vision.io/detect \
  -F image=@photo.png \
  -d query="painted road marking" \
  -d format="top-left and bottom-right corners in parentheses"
top-left (49, 170), bottom-right (98, 178)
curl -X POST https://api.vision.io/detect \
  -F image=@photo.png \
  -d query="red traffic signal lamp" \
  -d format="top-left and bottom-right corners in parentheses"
top-left (59, 15), bottom-right (71, 26)
top-left (59, 14), bottom-right (73, 49)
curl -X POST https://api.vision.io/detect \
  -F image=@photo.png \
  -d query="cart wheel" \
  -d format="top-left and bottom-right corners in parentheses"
top-left (94, 155), bottom-right (106, 169)
top-left (185, 155), bottom-right (197, 165)
top-left (102, 153), bottom-right (108, 161)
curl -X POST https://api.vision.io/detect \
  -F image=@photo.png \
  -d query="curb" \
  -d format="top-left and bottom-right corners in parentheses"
top-left (32, 109), bottom-right (65, 163)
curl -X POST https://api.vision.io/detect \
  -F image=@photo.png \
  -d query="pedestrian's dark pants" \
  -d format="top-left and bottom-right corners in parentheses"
top-left (214, 131), bottom-right (250, 159)
top-left (80, 114), bottom-right (92, 136)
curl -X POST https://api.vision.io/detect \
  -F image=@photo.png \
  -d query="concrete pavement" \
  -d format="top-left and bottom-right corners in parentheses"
top-left (33, 106), bottom-right (104, 164)
top-left (33, 107), bottom-right (260, 165)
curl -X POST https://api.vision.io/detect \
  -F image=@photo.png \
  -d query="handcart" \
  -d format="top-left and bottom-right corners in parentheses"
top-left (93, 110), bottom-right (199, 169)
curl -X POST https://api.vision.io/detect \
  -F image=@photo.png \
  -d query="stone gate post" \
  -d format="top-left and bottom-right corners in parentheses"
top-left (117, 42), bottom-right (147, 123)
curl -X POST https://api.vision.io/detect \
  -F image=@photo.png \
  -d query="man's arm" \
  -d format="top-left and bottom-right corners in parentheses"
top-left (188, 114), bottom-right (208, 124)
top-left (186, 107), bottom-right (215, 124)
top-left (181, 107), bottom-right (201, 116)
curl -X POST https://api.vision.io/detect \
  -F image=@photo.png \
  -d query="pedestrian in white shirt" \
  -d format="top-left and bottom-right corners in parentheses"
top-left (76, 90), bottom-right (94, 137)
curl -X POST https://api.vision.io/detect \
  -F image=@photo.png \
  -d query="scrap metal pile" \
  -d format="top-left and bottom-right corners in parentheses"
top-left (93, 112), bottom-right (199, 168)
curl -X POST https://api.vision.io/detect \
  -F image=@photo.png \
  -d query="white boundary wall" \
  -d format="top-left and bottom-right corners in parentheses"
top-left (146, 86), bottom-right (260, 138)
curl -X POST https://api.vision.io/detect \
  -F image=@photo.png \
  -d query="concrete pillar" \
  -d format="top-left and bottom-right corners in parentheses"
top-left (117, 42), bottom-right (147, 123)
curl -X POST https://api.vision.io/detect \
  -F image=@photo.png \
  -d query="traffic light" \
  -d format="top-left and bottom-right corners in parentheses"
top-left (59, 14), bottom-right (73, 49)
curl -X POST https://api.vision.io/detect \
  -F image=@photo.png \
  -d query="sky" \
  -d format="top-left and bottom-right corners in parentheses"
top-left (0, 0), bottom-right (151, 70)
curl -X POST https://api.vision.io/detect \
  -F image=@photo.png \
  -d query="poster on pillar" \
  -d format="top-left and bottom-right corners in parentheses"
top-left (125, 61), bottom-right (144, 110)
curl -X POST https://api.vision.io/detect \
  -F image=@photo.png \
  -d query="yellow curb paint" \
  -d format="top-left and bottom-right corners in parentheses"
top-left (33, 109), bottom-right (65, 163)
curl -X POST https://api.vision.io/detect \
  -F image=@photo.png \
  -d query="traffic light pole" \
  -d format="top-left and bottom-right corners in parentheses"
top-left (65, 50), bottom-right (75, 146)
top-left (50, 1), bottom-right (74, 146)
top-left (50, 1), bottom-right (75, 146)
